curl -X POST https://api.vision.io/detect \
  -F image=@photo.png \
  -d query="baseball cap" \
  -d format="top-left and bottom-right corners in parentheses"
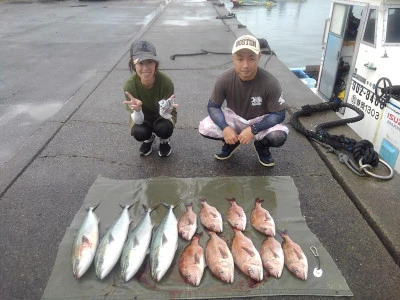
top-left (232, 35), bottom-right (260, 55)
top-left (130, 40), bottom-right (158, 64)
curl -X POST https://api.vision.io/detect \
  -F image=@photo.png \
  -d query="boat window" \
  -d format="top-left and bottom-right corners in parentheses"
top-left (363, 9), bottom-right (377, 45)
top-left (386, 8), bottom-right (400, 43)
top-left (330, 4), bottom-right (348, 37)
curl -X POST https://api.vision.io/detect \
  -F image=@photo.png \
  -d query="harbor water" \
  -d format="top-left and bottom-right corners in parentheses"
top-left (223, 0), bottom-right (332, 68)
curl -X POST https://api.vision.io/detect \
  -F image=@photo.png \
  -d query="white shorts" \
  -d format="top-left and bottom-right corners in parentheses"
top-left (199, 108), bottom-right (289, 140)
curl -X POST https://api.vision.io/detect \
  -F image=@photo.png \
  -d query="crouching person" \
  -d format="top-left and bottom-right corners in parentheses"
top-left (199, 35), bottom-right (288, 166)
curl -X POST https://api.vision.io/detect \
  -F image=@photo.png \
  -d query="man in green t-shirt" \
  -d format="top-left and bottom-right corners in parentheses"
top-left (199, 35), bottom-right (288, 166)
top-left (123, 40), bottom-right (177, 157)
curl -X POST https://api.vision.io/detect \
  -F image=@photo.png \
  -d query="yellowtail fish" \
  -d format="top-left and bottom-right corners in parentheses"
top-left (120, 204), bottom-right (158, 282)
top-left (71, 204), bottom-right (100, 279)
top-left (150, 202), bottom-right (178, 282)
top-left (94, 204), bottom-right (132, 279)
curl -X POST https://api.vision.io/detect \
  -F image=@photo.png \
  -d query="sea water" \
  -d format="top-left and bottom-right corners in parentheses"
top-left (223, 0), bottom-right (332, 68)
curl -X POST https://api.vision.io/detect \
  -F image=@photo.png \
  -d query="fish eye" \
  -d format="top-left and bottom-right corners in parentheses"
top-left (219, 269), bottom-right (224, 274)
top-left (248, 268), bottom-right (254, 274)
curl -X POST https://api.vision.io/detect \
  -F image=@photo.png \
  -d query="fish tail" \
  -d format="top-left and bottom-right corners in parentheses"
top-left (276, 229), bottom-right (287, 238)
top-left (193, 232), bottom-right (203, 239)
top-left (85, 202), bottom-right (100, 211)
top-left (226, 197), bottom-right (236, 203)
top-left (119, 203), bottom-right (134, 209)
top-left (255, 197), bottom-right (264, 204)
top-left (148, 202), bottom-right (161, 212)
top-left (184, 202), bottom-right (193, 208)
top-left (199, 198), bottom-right (207, 203)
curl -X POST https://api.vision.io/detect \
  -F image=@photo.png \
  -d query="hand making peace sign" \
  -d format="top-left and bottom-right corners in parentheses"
top-left (123, 91), bottom-right (142, 112)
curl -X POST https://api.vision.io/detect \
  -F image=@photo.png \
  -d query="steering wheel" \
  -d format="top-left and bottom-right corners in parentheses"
top-left (375, 77), bottom-right (392, 108)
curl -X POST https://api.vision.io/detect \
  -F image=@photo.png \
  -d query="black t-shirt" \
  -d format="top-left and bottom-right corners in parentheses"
top-left (210, 67), bottom-right (284, 120)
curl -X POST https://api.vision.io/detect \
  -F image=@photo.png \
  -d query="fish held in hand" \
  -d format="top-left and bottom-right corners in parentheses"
top-left (71, 204), bottom-right (100, 279)
top-left (226, 198), bottom-right (246, 231)
top-left (199, 198), bottom-right (223, 233)
top-left (251, 198), bottom-right (275, 237)
top-left (177, 202), bottom-right (197, 241)
top-left (120, 204), bottom-right (157, 282)
top-left (231, 228), bottom-right (263, 281)
top-left (278, 229), bottom-right (308, 280)
top-left (260, 236), bottom-right (284, 279)
top-left (94, 204), bottom-right (132, 280)
top-left (150, 202), bottom-right (178, 282)
top-left (178, 232), bottom-right (205, 286)
top-left (205, 230), bottom-right (234, 283)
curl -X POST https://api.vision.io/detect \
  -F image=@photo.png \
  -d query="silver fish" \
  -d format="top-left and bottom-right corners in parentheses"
top-left (150, 202), bottom-right (178, 282)
top-left (120, 204), bottom-right (157, 282)
top-left (71, 204), bottom-right (100, 279)
top-left (94, 204), bottom-right (132, 279)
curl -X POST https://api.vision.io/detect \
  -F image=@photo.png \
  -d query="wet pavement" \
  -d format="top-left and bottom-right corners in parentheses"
top-left (0, 0), bottom-right (399, 299)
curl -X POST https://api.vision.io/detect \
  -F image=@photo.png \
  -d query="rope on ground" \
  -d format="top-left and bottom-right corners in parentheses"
top-left (290, 101), bottom-right (394, 179)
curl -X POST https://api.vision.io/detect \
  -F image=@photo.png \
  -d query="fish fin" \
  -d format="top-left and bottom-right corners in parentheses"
top-left (162, 233), bottom-right (168, 245)
top-left (194, 253), bottom-right (200, 264)
top-left (218, 246), bottom-right (229, 259)
top-left (132, 236), bottom-right (140, 248)
top-left (294, 247), bottom-right (303, 261)
top-left (199, 198), bottom-right (207, 203)
top-left (81, 235), bottom-right (90, 245)
top-left (108, 233), bottom-right (115, 243)
top-left (242, 246), bottom-right (256, 257)
top-left (271, 249), bottom-right (280, 258)
top-left (210, 212), bottom-right (219, 218)
top-left (226, 197), bottom-right (236, 203)
top-left (184, 202), bottom-right (193, 208)
top-left (188, 214), bottom-right (197, 225)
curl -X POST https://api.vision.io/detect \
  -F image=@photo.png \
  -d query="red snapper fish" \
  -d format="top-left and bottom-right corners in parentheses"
top-left (178, 232), bottom-right (205, 286)
top-left (279, 229), bottom-right (308, 280)
top-left (260, 236), bottom-right (284, 279)
top-left (177, 202), bottom-right (197, 241)
top-left (251, 198), bottom-right (275, 237)
top-left (205, 230), bottom-right (234, 283)
top-left (226, 198), bottom-right (246, 231)
top-left (199, 198), bottom-right (223, 233)
top-left (231, 228), bottom-right (263, 281)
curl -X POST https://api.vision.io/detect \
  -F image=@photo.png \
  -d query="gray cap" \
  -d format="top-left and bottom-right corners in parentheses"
top-left (130, 40), bottom-right (158, 64)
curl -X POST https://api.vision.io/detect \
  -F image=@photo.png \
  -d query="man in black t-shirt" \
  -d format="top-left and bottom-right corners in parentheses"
top-left (199, 35), bottom-right (288, 167)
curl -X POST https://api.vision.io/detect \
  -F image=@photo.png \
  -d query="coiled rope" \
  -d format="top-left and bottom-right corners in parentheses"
top-left (290, 101), bottom-right (379, 167)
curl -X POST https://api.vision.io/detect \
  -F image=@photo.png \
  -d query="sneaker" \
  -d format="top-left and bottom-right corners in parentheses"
top-left (214, 142), bottom-right (240, 160)
top-left (159, 139), bottom-right (171, 157)
top-left (253, 140), bottom-right (274, 167)
top-left (139, 134), bottom-right (155, 156)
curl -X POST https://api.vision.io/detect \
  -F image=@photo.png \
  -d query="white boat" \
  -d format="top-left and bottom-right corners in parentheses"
top-left (315, 0), bottom-right (400, 173)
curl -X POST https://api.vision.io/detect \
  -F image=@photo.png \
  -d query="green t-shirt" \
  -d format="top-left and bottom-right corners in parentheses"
top-left (123, 71), bottom-right (176, 126)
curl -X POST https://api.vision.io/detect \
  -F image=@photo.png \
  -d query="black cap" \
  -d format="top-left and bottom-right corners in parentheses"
top-left (130, 40), bottom-right (158, 64)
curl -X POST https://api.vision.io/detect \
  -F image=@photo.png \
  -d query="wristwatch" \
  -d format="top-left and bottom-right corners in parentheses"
top-left (251, 125), bottom-right (258, 135)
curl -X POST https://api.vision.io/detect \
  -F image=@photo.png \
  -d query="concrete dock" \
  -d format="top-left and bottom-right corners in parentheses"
top-left (0, 0), bottom-right (399, 298)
